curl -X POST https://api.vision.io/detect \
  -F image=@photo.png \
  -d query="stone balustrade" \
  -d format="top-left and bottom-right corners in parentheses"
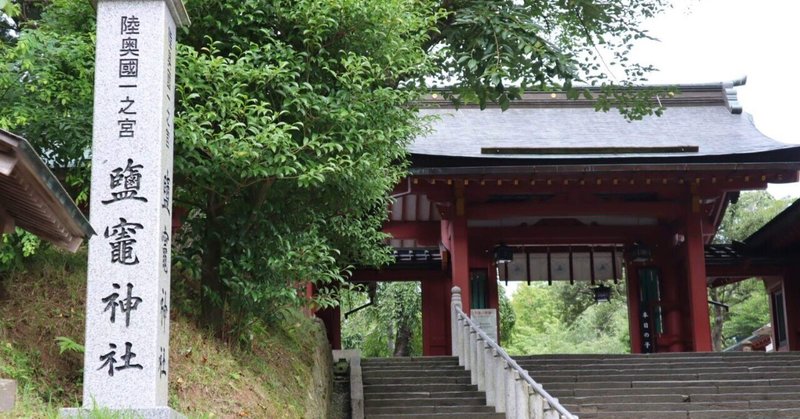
top-left (450, 286), bottom-right (578, 419)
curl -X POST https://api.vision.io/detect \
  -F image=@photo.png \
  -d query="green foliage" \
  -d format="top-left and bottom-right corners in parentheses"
top-left (341, 282), bottom-right (422, 357)
top-left (430, 0), bottom-right (672, 118)
top-left (498, 283), bottom-right (516, 345)
top-left (55, 336), bottom-right (85, 355)
top-left (714, 191), bottom-right (792, 244)
top-left (0, 228), bottom-right (41, 272)
top-left (709, 191), bottom-right (792, 350)
top-left (722, 280), bottom-right (770, 344)
top-left (1, 0), bottom-right (672, 341)
top-left (0, 0), bottom-right (96, 199)
top-left (508, 282), bottom-right (629, 354)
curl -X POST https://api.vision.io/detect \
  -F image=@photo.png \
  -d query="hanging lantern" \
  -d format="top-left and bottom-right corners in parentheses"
top-left (493, 244), bottom-right (514, 264)
top-left (626, 241), bottom-right (652, 263)
top-left (593, 284), bottom-right (612, 303)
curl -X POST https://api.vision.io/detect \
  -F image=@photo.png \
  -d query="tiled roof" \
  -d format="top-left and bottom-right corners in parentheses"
top-left (411, 83), bottom-right (800, 165)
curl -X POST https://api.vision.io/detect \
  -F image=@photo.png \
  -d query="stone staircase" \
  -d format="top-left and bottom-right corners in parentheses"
top-left (362, 356), bottom-right (505, 418)
top-left (516, 352), bottom-right (800, 418)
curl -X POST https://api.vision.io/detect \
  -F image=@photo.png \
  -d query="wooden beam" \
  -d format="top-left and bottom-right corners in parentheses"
top-left (349, 269), bottom-right (448, 282)
top-left (468, 201), bottom-right (683, 219)
top-left (383, 221), bottom-right (440, 243)
top-left (0, 203), bottom-right (14, 234)
top-left (469, 225), bottom-right (664, 247)
top-left (706, 263), bottom-right (785, 279)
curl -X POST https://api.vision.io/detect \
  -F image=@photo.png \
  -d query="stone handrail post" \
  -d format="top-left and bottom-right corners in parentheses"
top-left (493, 349), bottom-right (505, 413)
top-left (451, 286), bottom-right (462, 358)
top-left (450, 286), bottom-right (578, 419)
top-left (484, 341), bottom-right (495, 405)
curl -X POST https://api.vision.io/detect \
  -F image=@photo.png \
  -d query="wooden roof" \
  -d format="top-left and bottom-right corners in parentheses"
top-left (0, 129), bottom-right (93, 251)
top-left (411, 80), bottom-right (800, 174)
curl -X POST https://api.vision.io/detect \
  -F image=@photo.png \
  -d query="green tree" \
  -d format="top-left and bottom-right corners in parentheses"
top-left (2, 0), bottom-right (671, 340)
top-left (341, 282), bottom-right (422, 357)
top-left (498, 283), bottom-right (516, 345)
top-left (709, 191), bottom-right (792, 350)
top-left (508, 282), bottom-right (629, 354)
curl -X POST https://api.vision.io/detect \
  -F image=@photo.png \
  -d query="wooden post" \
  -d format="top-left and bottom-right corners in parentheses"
top-left (684, 205), bottom-right (713, 352)
top-left (451, 216), bottom-right (471, 314)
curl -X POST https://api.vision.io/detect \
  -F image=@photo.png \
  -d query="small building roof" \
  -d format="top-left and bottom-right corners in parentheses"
top-left (744, 198), bottom-right (800, 253)
top-left (411, 81), bottom-right (800, 173)
top-left (0, 129), bottom-right (93, 251)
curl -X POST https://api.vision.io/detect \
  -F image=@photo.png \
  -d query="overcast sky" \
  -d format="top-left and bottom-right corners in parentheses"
top-left (630, 0), bottom-right (800, 198)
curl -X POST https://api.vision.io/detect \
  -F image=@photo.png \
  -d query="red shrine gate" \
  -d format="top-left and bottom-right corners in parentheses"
top-left (319, 81), bottom-right (800, 355)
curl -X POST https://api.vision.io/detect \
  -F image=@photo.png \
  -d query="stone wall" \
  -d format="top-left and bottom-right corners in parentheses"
top-left (303, 318), bottom-right (333, 418)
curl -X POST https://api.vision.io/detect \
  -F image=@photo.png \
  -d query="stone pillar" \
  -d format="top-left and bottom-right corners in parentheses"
top-left (64, 0), bottom-right (189, 417)
top-left (451, 286), bottom-right (462, 357)
top-left (504, 364), bottom-right (516, 419)
top-left (528, 388), bottom-right (544, 419)
top-left (469, 330), bottom-right (477, 385)
top-left (484, 342), bottom-right (495, 406)
top-left (462, 322), bottom-right (470, 369)
top-left (476, 335), bottom-right (485, 391)
top-left (493, 349), bottom-right (505, 413)
top-left (515, 371), bottom-right (529, 419)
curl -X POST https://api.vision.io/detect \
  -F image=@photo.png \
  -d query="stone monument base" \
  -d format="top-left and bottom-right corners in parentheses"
top-left (61, 406), bottom-right (185, 418)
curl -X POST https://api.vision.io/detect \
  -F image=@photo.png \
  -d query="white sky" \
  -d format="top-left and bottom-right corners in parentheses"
top-left (504, 1), bottom-right (800, 296)
top-left (630, 0), bottom-right (800, 198)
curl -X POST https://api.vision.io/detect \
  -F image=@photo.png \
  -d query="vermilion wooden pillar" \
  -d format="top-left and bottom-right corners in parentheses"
top-left (684, 209), bottom-right (713, 352)
top-left (656, 241), bottom-right (686, 352)
top-left (782, 267), bottom-right (800, 351)
top-left (450, 216), bottom-right (471, 316)
top-left (422, 276), bottom-right (451, 355)
top-left (317, 306), bottom-right (341, 350)
top-left (626, 261), bottom-right (643, 353)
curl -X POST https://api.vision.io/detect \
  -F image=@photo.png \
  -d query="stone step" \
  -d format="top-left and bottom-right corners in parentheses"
top-left (529, 371), bottom-right (800, 384)
top-left (365, 396), bottom-right (487, 408)
top-left (521, 361), bottom-right (800, 370)
top-left (566, 401), bottom-right (753, 412)
top-left (557, 391), bottom-right (800, 406)
top-left (514, 352), bottom-right (800, 361)
top-left (691, 392), bottom-right (800, 403)
top-left (363, 376), bottom-right (472, 386)
top-left (365, 404), bottom-right (500, 415)
top-left (361, 356), bottom-right (458, 366)
top-left (518, 362), bottom-right (800, 373)
top-left (362, 365), bottom-right (466, 373)
top-left (368, 413), bottom-right (505, 419)
top-left (361, 369), bottom-right (469, 378)
top-left (363, 383), bottom-right (478, 394)
top-left (364, 390), bottom-right (485, 400)
top-left (576, 408), bottom-right (800, 419)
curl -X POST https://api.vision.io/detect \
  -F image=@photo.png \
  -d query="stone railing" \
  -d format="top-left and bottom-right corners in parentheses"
top-left (451, 286), bottom-right (578, 419)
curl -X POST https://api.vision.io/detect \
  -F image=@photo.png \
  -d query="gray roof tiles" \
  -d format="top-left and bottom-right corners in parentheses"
top-left (412, 105), bottom-right (797, 161)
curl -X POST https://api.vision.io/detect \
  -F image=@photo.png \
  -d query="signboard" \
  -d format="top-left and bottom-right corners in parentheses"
top-left (471, 309), bottom-right (498, 343)
top-left (640, 307), bottom-right (655, 353)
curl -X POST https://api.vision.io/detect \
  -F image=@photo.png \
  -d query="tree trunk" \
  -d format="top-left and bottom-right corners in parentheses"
top-left (393, 320), bottom-right (412, 357)
top-left (200, 195), bottom-right (225, 338)
top-left (710, 287), bottom-right (725, 351)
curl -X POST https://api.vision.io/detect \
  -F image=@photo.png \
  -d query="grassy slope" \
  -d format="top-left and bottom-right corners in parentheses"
top-left (0, 247), bottom-right (328, 418)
